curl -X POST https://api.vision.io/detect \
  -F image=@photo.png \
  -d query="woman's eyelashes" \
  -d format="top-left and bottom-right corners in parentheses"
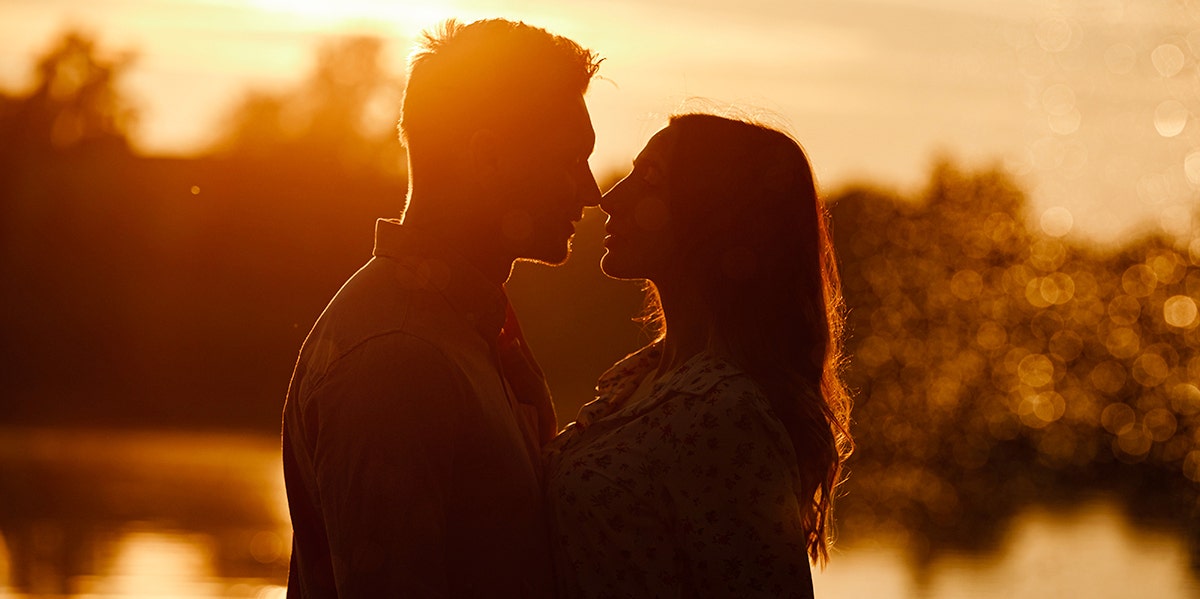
top-left (635, 164), bottom-right (663, 187)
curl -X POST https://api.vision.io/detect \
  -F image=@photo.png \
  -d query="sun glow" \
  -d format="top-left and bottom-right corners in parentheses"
top-left (91, 530), bottom-right (218, 597)
top-left (240, 0), bottom-right (466, 32)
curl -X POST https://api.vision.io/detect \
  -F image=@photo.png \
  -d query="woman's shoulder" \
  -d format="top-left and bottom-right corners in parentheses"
top-left (664, 365), bottom-right (803, 485)
top-left (680, 355), bottom-right (769, 406)
top-left (667, 358), bottom-right (780, 428)
top-left (689, 374), bottom-right (779, 428)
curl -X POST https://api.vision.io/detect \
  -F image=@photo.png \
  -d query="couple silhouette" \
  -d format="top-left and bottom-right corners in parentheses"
top-left (282, 18), bottom-right (852, 598)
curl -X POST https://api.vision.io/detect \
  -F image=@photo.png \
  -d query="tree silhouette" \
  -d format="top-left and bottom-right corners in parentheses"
top-left (0, 31), bottom-right (408, 428)
top-left (0, 31), bottom-right (146, 412)
top-left (829, 161), bottom-right (1200, 569)
top-left (214, 35), bottom-right (404, 176)
top-left (0, 29), bottom-right (137, 156)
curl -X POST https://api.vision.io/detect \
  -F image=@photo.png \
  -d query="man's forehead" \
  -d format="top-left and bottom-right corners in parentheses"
top-left (535, 93), bottom-right (594, 146)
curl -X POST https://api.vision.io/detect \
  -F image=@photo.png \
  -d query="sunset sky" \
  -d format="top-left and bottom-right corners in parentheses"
top-left (1, 0), bottom-right (1197, 245)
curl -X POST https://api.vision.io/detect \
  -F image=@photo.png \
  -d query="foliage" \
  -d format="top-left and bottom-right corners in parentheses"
top-left (830, 161), bottom-right (1200, 567)
top-left (213, 35), bottom-right (405, 177)
top-left (0, 31), bottom-right (404, 428)
top-left (0, 30), bottom-right (137, 155)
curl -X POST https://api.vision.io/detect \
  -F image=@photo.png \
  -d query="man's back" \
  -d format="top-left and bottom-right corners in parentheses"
top-left (282, 220), bottom-right (552, 597)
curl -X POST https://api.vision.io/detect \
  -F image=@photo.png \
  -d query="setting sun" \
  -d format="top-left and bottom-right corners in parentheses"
top-left (241, 0), bottom-right (465, 27)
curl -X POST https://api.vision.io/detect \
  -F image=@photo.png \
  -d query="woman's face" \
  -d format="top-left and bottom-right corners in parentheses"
top-left (599, 126), bottom-right (680, 281)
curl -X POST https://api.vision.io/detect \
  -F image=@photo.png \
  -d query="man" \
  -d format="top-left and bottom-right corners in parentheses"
top-left (282, 19), bottom-right (602, 597)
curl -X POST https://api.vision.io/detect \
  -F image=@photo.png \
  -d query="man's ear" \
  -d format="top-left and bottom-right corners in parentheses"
top-left (468, 129), bottom-right (505, 181)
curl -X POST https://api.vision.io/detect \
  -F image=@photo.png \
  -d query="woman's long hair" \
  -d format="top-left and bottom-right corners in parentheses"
top-left (652, 113), bottom-right (853, 565)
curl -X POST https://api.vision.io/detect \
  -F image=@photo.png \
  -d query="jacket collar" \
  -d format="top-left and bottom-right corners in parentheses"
top-left (578, 342), bottom-right (747, 428)
top-left (372, 218), bottom-right (508, 342)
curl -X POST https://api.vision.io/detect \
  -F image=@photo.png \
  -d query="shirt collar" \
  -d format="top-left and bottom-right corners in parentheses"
top-left (578, 342), bottom-right (747, 428)
top-left (372, 218), bottom-right (508, 342)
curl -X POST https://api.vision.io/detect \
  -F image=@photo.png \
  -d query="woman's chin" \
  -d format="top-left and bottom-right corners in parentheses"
top-left (599, 251), bottom-right (643, 281)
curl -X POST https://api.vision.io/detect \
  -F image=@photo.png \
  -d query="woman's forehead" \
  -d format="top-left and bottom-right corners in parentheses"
top-left (635, 126), bottom-right (678, 165)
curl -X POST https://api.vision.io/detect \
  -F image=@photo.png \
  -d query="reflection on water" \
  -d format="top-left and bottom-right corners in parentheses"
top-left (1, 532), bottom-right (9, 593)
top-left (110, 531), bottom-right (210, 594)
top-left (0, 428), bottom-right (1196, 598)
top-left (80, 529), bottom-right (218, 597)
top-left (814, 501), bottom-right (1199, 599)
top-left (0, 530), bottom-right (289, 598)
top-left (0, 428), bottom-right (290, 597)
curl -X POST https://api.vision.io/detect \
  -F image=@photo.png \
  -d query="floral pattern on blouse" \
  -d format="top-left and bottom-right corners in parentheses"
top-left (545, 344), bottom-right (813, 598)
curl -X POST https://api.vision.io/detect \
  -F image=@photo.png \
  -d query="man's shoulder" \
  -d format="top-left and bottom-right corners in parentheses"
top-left (292, 256), bottom-right (478, 393)
top-left (321, 256), bottom-right (468, 336)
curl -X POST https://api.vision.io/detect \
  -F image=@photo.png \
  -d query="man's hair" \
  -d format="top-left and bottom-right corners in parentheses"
top-left (398, 19), bottom-right (601, 152)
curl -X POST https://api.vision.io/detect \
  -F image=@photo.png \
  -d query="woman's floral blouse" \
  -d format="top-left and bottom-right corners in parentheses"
top-left (545, 343), bottom-right (813, 598)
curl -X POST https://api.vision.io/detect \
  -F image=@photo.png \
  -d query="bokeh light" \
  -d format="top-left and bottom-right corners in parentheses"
top-left (832, 156), bottom-right (1200, 564)
top-left (1152, 44), bottom-right (1187, 78)
top-left (1154, 100), bottom-right (1189, 138)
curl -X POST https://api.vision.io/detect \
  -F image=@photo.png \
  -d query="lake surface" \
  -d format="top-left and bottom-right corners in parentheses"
top-left (1, 428), bottom-right (1196, 598)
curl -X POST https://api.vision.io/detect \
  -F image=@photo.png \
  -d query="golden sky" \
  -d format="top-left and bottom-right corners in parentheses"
top-left (1, 0), bottom-right (1197, 246)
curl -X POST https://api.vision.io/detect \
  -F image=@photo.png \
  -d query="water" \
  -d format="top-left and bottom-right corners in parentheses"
top-left (814, 503), bottom-right (1198, 598)
top-left (0, 428), bottom-right (1196, 598)
top-left (0, 428), bottom-right (289, 597)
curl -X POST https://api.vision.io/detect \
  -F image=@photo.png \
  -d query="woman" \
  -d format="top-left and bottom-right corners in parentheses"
top-left (544, 113), bottom-right (853, 597)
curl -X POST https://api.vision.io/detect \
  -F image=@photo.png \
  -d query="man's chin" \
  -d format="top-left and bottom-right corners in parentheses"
top-left (599, 252), bottom-right (641, 281)
top-left (515, 239), bottom-right (572, 267)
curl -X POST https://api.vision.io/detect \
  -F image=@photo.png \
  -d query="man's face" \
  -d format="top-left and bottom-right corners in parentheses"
top-left (494, 94), bottom-right (601, 265)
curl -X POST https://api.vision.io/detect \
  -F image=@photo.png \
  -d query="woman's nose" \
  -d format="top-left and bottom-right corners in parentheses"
top-left (599, 173), bottom-right (632, 214)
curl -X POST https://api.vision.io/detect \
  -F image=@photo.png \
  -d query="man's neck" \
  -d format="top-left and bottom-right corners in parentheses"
top-left (403, 208), bottom-right (515, 286)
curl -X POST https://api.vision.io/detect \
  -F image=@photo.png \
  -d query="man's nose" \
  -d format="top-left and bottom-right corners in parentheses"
top-left (598, 175), bottom-right (628, 214)
top-left (579, 164), bottom-right (601, 208)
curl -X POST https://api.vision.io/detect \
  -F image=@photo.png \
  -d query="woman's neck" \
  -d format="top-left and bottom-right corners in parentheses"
top-left (653, 278), bottom-right (717, 375)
